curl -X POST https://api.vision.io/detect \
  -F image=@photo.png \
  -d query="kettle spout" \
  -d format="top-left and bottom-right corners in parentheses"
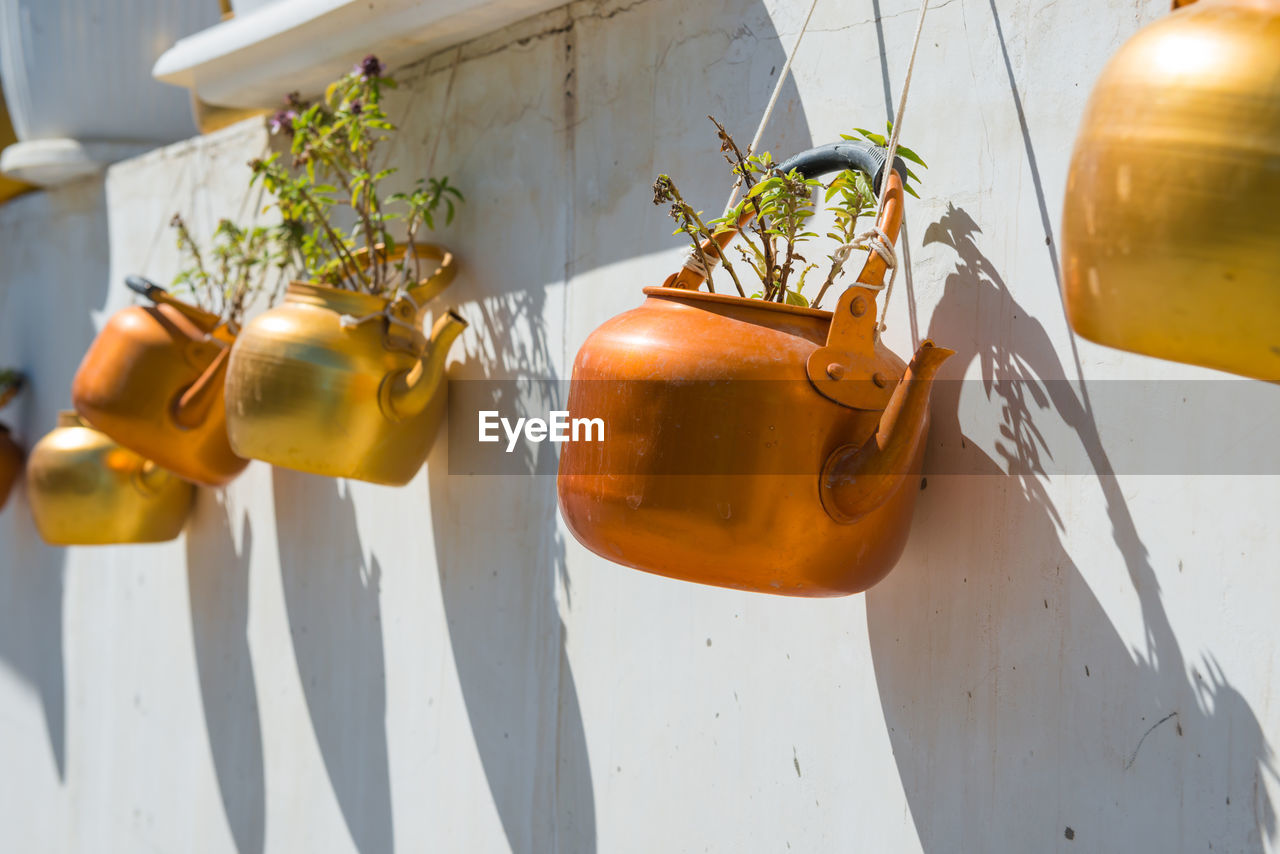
top-left (172, 346), bottom-right (231, 430)
top-left (820, 341), bottom-right (954, 523)
top-left (381, 310), bottom-right (468, 421)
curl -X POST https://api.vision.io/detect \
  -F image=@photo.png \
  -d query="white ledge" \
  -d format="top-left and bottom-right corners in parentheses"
top-left (153, 0), bottom-right (567, 109)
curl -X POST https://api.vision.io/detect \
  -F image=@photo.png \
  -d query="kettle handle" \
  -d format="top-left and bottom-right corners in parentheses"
top-left (125, 274), bottom-right (166, 301)
top-left (125, 274), bottom-right (221, 331)
top-left (404, 244), bottom-right (458, 307)
top-left (664, 140), bottom-right (907, 292)
top-left (131, 458), bottom-right (171, 497)
top-left (778, 140), bottom-right (907, 194)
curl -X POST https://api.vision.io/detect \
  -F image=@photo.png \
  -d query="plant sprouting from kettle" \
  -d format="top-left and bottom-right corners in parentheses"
top-left (170, 213), bottom-right (292, 329)
top-left (250, 55), bottom-right (464, 298)
top-left (653, 118), bottom-right (926, 309)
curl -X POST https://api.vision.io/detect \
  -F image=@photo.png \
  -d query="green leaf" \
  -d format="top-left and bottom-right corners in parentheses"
top-left (855, 128), bottom-right (887, 146)
top-left (894, 144), bottom-right (928, 168)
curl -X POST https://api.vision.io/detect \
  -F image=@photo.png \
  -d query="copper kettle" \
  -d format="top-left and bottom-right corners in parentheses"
top-left (0, 374), bottom-right (24, 512)
top-left (558, 142), bottom-right (952, 596)
top-left (1061, 0), bottom-right (1280, 380)
top-left (72, 276), bottom-right (246, 486)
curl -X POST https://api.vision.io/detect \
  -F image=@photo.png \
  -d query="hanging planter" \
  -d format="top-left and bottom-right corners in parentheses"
top-left (227, 243), bottom-right (468, 483)
top-left (0, 425), bottom-right (20, 511)
top-left (0, 371), bottom-right (24, 512)
top-left (72, 277), bottom-right (245, 487)
top-left (27, 412), bottom-right (194, 545)
top-left (223, 57), bottom-right (468, 485)
top-left (226, 245), bottom-right (466, 484)
top-left (558, 134), bottom-right (952, 597)
top-left (72, 216), bottom-right (288, 487)
top-left (1061, 0), bottom-right (1280, 381)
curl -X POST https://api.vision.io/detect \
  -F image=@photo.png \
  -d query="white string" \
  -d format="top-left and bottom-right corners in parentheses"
top-left (723, 0), bottom-right (822, 216)
top-left (831, 226), bottom-right (895, 294)
top-left (681, 0), bottom-right (821, 278)
top-left (681, 251), bottom-right (714, 279)
top-left (874, 0), bottom-right (931, 337)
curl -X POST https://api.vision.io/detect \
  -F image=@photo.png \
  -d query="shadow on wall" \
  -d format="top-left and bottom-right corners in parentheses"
top-left (186, 489), bottom-right (265, 854)
top-left (274, 470), bottom-right (394, 854)
top-left (0, 182), bottom-right (111, 782)
top-left (428, 295), bottom-right (596, 852)
top-left (868, 204), bottom-right (1276, 852)
top-left (414, 0), bottom-right (812, 845)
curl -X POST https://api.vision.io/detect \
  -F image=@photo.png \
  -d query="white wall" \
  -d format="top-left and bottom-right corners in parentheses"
top-left (2, 0), bottom-right (1279, 852)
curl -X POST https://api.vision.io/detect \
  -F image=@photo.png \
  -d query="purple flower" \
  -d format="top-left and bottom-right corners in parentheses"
top-left (350, 99), bottom-right (363, 115)
top-left (357, 54), bottom-right (385, 79)
top-left (269, 109), bottom-right (297, 136)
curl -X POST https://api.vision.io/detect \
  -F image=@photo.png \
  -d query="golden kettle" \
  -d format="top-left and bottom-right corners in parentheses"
top-left (72, 276), bottom-right (246, 487)
top-left (558, 142), bottom-right (952, 596)
top-left (26, 412), bottom-right (195, 545)
top-left (1061, 0), bottom-right (1280, 380)
top-left (224, 245), bottom-right (467, 485)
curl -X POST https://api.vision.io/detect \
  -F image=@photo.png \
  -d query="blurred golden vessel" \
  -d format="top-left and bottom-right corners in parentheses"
top-left (27, 412), bottom-right (194, 545)
top-left (1061, 0), bottom-right (1280, 380)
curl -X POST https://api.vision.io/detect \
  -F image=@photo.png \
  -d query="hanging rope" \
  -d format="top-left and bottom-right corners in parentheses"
top-left (680, 0), bottom-right (932, 322)
top-left (680, 0), bottom-right (821, 278)
top-left (870, 0), bottom-right (930, 338)
top-left (723, 0), bottom-right (822, 215)
top-left (829, 225), bottom-right (895, 293)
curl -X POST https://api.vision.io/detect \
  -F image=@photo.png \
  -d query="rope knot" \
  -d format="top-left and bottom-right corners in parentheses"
top-left (681, 248), bottom-right (718, 279)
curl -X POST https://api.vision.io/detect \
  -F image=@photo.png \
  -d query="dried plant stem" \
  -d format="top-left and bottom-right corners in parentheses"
top-left (710, 116), bottom-right (774, 291)
top-left (664, 180), bottom-right (746, 297)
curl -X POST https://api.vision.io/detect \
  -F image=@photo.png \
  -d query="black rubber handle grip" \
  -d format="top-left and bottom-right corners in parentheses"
top-left (125, 275), bottom-right (167, 302)
top-left (776, 140), bottom-right (907, 195)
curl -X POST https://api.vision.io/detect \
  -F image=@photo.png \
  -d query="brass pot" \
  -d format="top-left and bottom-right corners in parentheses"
top-left (72, 277), bottom-right (245, 487)
top-left (558, 142), bottom-right (953, 596)
top-left (1061, 0), bottom-right (1280, 380)
top-left (0, 424), bottom-right (21, 511)
top-left (27, 412), bottom-right (194, 545)
top-left (224, 245), bottom-right (467, 485)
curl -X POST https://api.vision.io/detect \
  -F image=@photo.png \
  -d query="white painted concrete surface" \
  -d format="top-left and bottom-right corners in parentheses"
top-left (2, 1), bottom-right (1279, 852)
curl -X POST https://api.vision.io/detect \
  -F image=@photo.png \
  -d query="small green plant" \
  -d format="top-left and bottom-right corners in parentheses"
top-left (170, 213), bottom-right (289, 328)
top-left (251, 55), bottom-right (463, 297)
top-left (652, 118), bottom-right (926, 309)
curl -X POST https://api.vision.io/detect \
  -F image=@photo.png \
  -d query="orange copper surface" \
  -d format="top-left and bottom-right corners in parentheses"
top-left (72, 297), bottom-right (245, 487)
top-left (558, 168), bottom-right (951, 596)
